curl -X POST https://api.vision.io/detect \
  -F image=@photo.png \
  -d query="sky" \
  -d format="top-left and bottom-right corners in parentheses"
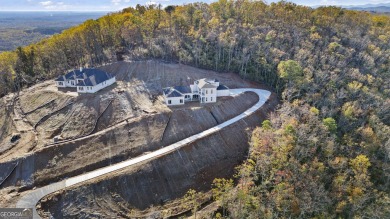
top-left (0, 0), bottom-right (389, 11)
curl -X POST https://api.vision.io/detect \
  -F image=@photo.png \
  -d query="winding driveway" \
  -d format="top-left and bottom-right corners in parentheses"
top-left (16, 88), bottom-right (271, 218)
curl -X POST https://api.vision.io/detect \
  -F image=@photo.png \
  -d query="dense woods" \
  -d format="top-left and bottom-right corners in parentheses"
top-left (0, 0), bottom-right (389, 217)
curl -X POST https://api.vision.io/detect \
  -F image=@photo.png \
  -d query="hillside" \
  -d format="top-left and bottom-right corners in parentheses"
top-left (0, 0), bottom-right (389, 218)
top-left (0, 60), bottom-right (278, 218)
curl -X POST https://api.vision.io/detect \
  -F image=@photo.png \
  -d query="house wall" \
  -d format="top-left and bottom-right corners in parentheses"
top-left (66, 80), bottom-right (77, 87)
top-left (182, 93), bottom-right (193, 101)
top-left (190, 85), bottom-right (198, 93)
top-left (217, 89), bottom-right (230, 97)
top-left (200, 88), bottom-right (217, 103)
top-left (77, 77), bottom-right (116, 94)
top-left (55, 81), bottom-right (66, 87)
top-left (165, 96), bottom-right (185, 105)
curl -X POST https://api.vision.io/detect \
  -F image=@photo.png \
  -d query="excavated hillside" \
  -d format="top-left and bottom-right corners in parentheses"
top-left (37, 93), bottom-right (278, 218)
top-left (0, 61), bottom-right (257, 163)
top-left (0, 92), bottom-right (258, 190)
top-left (0, 60), bottom-right (278, 216)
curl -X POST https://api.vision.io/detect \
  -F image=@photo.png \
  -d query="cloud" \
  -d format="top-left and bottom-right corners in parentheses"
top-left (111, 0), bottom-right (123, 6)
top-left (146, 1), bottom-right (157, 6)
top-left (39, 1), bottom-right (53, 6)
top-left (111, 0), bottom-right (134, 6)
top-left (39, 1), bottom-right (70, 10)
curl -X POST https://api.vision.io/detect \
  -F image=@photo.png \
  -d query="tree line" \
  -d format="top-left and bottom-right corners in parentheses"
top-left (0, 1), bottom-right (389, 217)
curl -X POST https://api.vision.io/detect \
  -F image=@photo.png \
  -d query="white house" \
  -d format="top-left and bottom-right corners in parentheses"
top-left (163, 78), bottom-right (229, 106)
top-left (55, 68), bottom-right (116, 93)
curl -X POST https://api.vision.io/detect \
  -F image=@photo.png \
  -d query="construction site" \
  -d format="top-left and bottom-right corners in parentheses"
top-left (0, 60), bottom-right (278, 218)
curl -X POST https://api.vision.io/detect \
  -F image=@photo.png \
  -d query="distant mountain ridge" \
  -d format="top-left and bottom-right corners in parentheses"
top-left (343, 3), bottom-right (390, 13)
top-left (344, 3), bottom-right (390, 8)
top-left (312, 3), bottom-right (390, 13)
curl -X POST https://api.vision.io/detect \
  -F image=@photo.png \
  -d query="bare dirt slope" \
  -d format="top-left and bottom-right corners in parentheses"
top-left (0, 61), bottom-right (260, 163)
top-left (0, 92), bottom-right (257, 191)
top-left (38, 93), bottom-right (278, 218)
top-left (0, 60), bottom-right (278, 216)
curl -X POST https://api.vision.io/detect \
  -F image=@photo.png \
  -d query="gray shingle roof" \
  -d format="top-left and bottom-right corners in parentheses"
top-left (163, 87), bottom-right (171, 94)
top-left (197, 78), bottom-right (218, 89)
top-left (56, 68), bottom-right (114, 87)
top-left (217, 84), bottom-right (229, 90)
top-left (163, 87), bottom-right (185, 98)
top-left (55, 70), bottom-right (80, 81)
top-left (76, 69), bottom-right (114, 86)
top-left (174, 86), bottom-right (191, 94)
top-left (201, 83), bottom-right (218, 88)
top-left (167, 90), bottom-right (183, 97)
top-left (55, 75), bottom-right (66, 82)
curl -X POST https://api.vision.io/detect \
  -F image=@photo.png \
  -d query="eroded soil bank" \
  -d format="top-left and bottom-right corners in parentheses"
top-left (38, 93), bottom-right (278, 218)
top-left (0, 92), bottom-right (266, 208)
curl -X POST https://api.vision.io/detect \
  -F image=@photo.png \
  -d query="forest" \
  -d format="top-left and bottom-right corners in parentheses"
top-left (0, 0), bottom-right (389, 217)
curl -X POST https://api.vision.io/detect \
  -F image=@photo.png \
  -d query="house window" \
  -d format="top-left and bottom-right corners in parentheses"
top-left (206, 97), bottom-right (208, 102)
top-left (79, 87), bottom-right (84, 91)
top-left (211, 89), bottom-right (213, 94)
top-left (180, 99), bottom-right (183, 103)
top-left (168, 100), bottom-right (172, 104)
top-left (206, 89), bottom-right (208, 94)
top-left (211, 97), bottom-right (213, 101)
top-left (58, 82), bottom-right (63, 85)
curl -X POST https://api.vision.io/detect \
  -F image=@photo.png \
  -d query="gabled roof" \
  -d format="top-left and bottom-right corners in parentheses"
top-left (197, 78), bottom-right (218, 89)
top-left (55, 70), bottom-right (80, 82)
top-left (163, 87), bottom-right (185, 98)
top-left (217, 84), bottom-right (229, 90)
top-left (174, 86), bottom-right (192, 94)
top-left (201, 83), bottom-right (218, 89)
top-left (55, 75), bottom-right (66, 82)
top-left (77, 71), bottom-right (113, 86)
top-left (76, 69), bottom-right (114, 86)
top-left (55, 68), bottom-right (114, 86)
top-left (163, 87), bottom-right (172, 94)
top-left (167, 90), bottom-right (183, 97)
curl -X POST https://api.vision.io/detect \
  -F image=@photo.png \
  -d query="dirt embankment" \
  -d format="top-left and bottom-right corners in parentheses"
top-left (0, 92), bottom-right (259, 192)
top-left (0, 102), bottom-right (17, 153)
top-left (20, 90), bottom-right (72, 125)
top-left (161, 93), bottom-right (259, 146)
top-left (0, 60), bottom-right (278, 214)
top-left (0, 60), bottom-right (266, 163)
top-left (38, 93), bottom-right (279, 218)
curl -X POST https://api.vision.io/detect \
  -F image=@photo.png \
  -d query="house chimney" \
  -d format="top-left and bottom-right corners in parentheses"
top-left (80, 67), bottom-right (83, 72)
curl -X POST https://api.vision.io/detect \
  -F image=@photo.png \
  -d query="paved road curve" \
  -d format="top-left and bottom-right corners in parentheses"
top-left (16, 88), bottom-right (271, 218)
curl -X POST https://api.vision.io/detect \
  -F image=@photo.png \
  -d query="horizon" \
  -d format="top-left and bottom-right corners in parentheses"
top-left (0, 10), bottom-right (110, 12)
top-left (0, 0), bottom-right (389, 12)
